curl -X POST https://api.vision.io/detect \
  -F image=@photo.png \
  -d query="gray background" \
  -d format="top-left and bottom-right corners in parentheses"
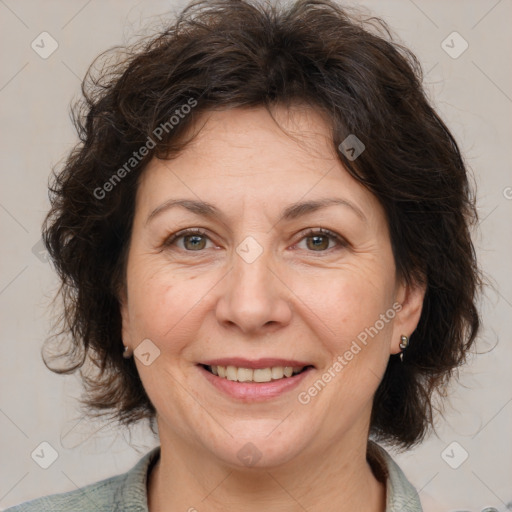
top-left (0, 1), bottom-right (511, 510)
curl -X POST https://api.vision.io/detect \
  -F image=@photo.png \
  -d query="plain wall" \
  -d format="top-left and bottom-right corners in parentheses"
top-left (0, 1), bottom-right (511, 510)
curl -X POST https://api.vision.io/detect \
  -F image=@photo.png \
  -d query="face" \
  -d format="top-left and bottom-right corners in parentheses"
top-left (120, 105), bottom-right (424, 469)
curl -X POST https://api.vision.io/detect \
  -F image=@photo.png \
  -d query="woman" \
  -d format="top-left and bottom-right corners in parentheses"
top-left (6, 0), bottom-right (481, 510)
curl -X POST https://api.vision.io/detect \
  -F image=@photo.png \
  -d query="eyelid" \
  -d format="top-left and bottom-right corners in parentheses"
top-left (294, 227), bottom-right (349, 251)
top-left (162, 227), bottom-right (212, 247)
top-left (163, 227), bottom-right (348, 253)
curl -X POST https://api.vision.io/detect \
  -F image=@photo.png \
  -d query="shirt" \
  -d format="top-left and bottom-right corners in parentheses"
top-left (4, 441), bottom-right (423, 511)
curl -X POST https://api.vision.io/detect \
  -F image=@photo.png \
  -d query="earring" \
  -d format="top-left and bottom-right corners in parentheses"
top-left (399, 335), bottom-right (409, 362)
top-left (123, 345), bottom-right (133, 359)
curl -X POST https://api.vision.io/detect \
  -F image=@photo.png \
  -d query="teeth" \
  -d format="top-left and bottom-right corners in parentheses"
top-left (253, 368), bottom-right (272, 382)
top-left (226, 365), bottom-right (238, 381)
top-left (271, 366), bottom-right (283, 380)
top-left (237, 367), bottom-right (253, 382)
top-left (207, 365), bottom-right (306, 382)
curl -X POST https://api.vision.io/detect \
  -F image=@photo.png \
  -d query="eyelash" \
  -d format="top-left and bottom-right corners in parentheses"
top-left (163, 227), bottom-right (347, 254)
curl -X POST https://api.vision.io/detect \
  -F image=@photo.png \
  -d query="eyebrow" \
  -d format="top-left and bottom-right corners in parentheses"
top-left (145, 197), bottom-right (367, 226)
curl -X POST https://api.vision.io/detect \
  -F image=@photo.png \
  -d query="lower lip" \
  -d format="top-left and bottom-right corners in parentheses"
top-left (198, 365), bottom-right (313, 401)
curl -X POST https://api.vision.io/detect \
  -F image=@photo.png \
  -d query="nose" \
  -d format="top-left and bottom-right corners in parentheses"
top-left (215, 244), bottom-right (292, 335)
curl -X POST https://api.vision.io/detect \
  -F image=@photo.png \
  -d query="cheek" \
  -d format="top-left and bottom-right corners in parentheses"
top-left (125, 255), bottom-right (223, 349)
top-left (299, 259), bottom-right (395, 342)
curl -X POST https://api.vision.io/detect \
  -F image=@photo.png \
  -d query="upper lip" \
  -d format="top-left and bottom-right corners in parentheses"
top-left (199, 358), bottom-right (314, 369)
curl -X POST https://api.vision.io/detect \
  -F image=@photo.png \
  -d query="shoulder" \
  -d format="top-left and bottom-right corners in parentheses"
top-left (3, 474), bottom-right (128, 512)
top-left (367, 440), bottom-right (424, 512)
top-left (4, 446), bottom-right (160, 512)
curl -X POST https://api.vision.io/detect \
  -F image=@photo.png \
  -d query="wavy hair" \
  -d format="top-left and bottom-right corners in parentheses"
top-left (42, 0), bottom-right (482, 449)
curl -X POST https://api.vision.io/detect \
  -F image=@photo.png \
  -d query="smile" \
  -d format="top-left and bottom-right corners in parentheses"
top-left (203, 364), bottom-right (311, 382)
top-left (198, 360), bottom-right (315, 401)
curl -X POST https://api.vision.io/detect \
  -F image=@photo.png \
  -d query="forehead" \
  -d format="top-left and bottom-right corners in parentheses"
top-left (145, 104), bottom-right (338, 177)
top-left (135, 105), bottom-right (384, 225)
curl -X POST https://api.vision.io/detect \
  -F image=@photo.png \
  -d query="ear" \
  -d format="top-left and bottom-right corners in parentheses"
top-left (390, 276), bottom-right (426, 355)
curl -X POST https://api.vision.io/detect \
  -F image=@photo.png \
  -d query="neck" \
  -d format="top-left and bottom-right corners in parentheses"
top-left (147, 429), bottom-right (386, 512)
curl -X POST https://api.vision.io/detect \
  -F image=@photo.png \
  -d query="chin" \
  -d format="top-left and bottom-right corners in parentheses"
top-left (203, 418), bottom-right (314, 470)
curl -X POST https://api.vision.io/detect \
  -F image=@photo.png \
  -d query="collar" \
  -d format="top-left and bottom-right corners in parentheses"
top-left (122, 442), bottom-right (422, 511)
top-left (367, 440), bottom-right (423, 511)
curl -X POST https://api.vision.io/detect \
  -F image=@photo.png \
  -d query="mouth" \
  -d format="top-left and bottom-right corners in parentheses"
top-left (200, 363), bottom-right (313, 383)
top-left (197, 359), bottom-right (315, 401)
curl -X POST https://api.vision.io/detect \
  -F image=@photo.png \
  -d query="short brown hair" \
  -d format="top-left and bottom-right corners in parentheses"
top-left (42, 0), bottom-right (481, 449)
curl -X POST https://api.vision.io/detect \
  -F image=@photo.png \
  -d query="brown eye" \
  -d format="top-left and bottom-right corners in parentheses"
top-left (182, 233), bottom-right (207, 251)
top-left (296, 228), bottom-right (346, 253)
top-left (164, 229), bottom-right (212, 251)
top-left (306, 234), bottom-right (331, 251)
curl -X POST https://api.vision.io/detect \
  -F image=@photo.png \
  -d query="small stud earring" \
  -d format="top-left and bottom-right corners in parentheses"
top-left (399, 335), bottom-right (409, 362)
top-left (123, 345), bottom-right (133, 359)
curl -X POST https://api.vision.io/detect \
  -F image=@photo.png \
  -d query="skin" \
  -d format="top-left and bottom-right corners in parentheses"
top-left (120, 104), bottom-right (425, 512)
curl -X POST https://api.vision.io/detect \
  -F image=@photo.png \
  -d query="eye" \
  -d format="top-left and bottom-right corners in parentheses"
top-left (163, 227), bottom-right (347, 253)
top-left (295, 228), bottom-right (347, 253)
top-left (163, 228), bottom-right (214, 251)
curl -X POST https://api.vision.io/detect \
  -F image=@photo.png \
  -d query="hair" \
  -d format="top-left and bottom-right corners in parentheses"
top-left (42, 0), bottom-right (482, 449)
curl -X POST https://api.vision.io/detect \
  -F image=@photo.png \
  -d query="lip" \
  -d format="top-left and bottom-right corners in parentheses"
top-left (198, 364), bottom-right (314, 401)
top-left (199, 358), bottom-right (314, 369)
